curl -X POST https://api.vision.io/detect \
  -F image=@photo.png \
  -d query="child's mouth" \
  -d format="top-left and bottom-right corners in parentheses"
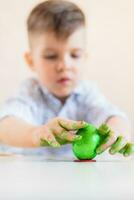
top-left (57, 78), bottom-right (71, 85)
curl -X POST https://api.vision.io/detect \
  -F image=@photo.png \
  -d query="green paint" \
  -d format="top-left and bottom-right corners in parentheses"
top-left (55, 136), bottom-right (67, 145)
top-left (98, 124), bottom-right (110, 135)
top-left (73, 135), bottom-right (82, 141)
top-left (109, 136), bottom-right (123, 154)
top-left (40, 138), bottom-right (49, 146)
top-left (96, 130), bottom-right (114, 154)
top-left (124, 143), bottom-right (134, 156)
top-left (72, 123), bottom-right (103, 160)
top-left (119, 144), bottom-right (128, 154)
top-left (40, 138), bottom-right (60, 148)
top-left (60, 131), bottom-right (68, 138)
top-left (72, 123), bottom-right (78, 129)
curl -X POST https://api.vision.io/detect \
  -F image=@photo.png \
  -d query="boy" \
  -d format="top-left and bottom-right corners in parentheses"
top-left (0, 0), bottom-right (133, 157)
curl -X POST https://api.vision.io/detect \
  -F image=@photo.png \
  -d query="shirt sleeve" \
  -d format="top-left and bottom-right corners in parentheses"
top-left (83, 82), bottom-right (129, 127)
top-left (0, 78), bottom-right (47, 125)
top-left (0, 97), bottom-right (39, 125)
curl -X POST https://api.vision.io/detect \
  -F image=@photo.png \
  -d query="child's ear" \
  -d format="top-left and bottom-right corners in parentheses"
top-left (24, 52), bottom-right (35, 71)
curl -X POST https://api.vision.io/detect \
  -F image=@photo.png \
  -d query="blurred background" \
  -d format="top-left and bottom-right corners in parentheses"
top-left (0, 0), bottom-right (134, 131)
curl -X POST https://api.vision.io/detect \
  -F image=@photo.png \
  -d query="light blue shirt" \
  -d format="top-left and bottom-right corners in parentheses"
top-left (0, 78), bottom-right (127, 157)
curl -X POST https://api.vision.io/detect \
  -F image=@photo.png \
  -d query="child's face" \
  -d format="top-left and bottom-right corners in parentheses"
top-left (25, 27), bottom-right (86, 101)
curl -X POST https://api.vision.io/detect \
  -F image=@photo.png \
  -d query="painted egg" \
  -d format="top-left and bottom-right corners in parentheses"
top-left (72, 123), bottom-right (102, 160)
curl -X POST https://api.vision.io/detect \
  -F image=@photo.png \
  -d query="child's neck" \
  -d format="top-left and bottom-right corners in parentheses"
top-left (55, 95), bottom-right (69, 105)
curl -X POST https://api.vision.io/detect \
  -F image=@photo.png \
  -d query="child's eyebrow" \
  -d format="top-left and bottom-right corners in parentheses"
top-left (72, 48), bottom-right (83, 51)
top-left (42, 47), bottom-right (84, 53)
top-left (43, 48), bottom-right (57, 52)
top-left (71, 48), bottom-right (84, 52)
top-left (41, 48), bottom-right (58, 54)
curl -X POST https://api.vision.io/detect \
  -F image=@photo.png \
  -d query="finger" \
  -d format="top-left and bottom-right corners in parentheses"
top-left (40, 139), bottom-right (49, 146)
top-left (123, 143), bottom-right (134, 157)
top-left (40, 129), bottom-right (60, 148)
top-left (52, 125), bottom-right (82, 142)
top-left (96, 131), bottom-right (116, 154)
top-left (109, 136), bottom-right (127, 154)
top-left (119, 143), bottom-right (128, 154)
top-left (98, 123), bottom-right (111, 136)
top-left (58, 130), bottom-right (82, 142)
top-left (58, 118), bottom-right (87, 130)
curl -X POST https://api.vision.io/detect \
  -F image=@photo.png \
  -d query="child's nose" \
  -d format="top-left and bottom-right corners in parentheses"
top-left (56, 55), bottom-right (73, 72)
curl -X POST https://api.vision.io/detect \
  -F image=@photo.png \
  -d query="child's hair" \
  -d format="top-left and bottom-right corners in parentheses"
top-left (27, 0), bottom-right (86, 44)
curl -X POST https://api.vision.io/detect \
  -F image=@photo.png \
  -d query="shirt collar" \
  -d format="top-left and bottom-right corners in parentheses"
top-left (39, 80), bottom-right (84, 101)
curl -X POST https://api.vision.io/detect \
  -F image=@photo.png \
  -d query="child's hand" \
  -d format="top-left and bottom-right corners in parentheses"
top-left (32, 117), bottom-right (87, 148)
top-left (96, 124), bottom-right (134, 157)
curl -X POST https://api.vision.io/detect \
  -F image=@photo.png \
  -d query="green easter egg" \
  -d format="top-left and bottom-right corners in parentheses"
top-left (72, 123), bottom-right (101, 160)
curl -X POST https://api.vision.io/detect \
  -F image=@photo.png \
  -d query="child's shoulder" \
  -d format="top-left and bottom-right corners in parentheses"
top-left (20, 77), bottom-right (39, 88)
top-left (16, 77), bottom-right (43, 102)
top-left (19, 77), bottom-right (40, 93)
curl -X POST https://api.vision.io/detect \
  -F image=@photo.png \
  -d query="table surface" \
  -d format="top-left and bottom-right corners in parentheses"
top-left (0, 154), bottom-right (134, 200)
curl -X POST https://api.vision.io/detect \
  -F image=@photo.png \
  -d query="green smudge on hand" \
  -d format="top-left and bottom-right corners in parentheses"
top-left (40, 138), bottom-right (49, 146)
top-left (40, 138), bottom-right (60, 148)
top-left (98, 123), bottom-right (110, 135)
top-left (72, 123), bottom-right (79, 129)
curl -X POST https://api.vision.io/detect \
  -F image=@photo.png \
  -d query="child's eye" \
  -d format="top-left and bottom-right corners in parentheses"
top-left (71, 53), bottom-right (81, 59)
top-left (43, 55), bottom-right (58, 60)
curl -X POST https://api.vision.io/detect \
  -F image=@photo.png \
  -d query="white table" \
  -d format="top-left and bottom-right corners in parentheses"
top-left (0, 154), bottom-right (134, 200)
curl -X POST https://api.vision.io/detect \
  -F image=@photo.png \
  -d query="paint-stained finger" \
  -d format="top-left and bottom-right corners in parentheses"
top-left (98, 123), bottom-right (111, 136)
top-left (40, 129), bottom-right (60, 148)
top-left (58, 118), bottom-right (87, 130)
top-left (123, 143), bottom-right (134, 157)
top-left (58, 130), bottom-right (82, 142)
top-left (119, 143), bottom-right (128, 154)
top-left (109, 136), bottom-right (127, 154)
top-left (96, 130), bottom-right (116, 154)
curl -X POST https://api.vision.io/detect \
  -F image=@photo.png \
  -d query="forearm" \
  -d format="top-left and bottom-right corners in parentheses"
top-left (106, 116), bottom-right (131, 140)
top-left (0, 117), bottom-right (38, 147)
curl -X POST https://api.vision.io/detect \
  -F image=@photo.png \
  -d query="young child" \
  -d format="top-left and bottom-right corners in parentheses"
top-left (0, 0), bottom-right (133, 157)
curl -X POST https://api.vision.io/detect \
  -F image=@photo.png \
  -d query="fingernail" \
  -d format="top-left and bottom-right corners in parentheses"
top-left (96, 148), bottom-right (103, 154)
top-left (48, 141), bottom-right (60, 148)
top-left (109, 149), bottom-right (115, 154)
top-left (119, 149), bottom-right (124, 154)
top-left (53, 143), bottom-right (61, 148)
top-left (74, 135), bottom-right (82, 141)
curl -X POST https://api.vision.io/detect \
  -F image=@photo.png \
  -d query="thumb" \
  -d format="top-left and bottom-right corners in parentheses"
top-left (58, 119), bottom-right (88, 130)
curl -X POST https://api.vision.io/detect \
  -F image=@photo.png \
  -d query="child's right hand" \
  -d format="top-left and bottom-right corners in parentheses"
top-left (32, 117), bottom-right (87, 147)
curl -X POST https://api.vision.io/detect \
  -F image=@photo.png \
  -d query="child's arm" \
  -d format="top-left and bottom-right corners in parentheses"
top-left (96, 116), bottom-right (134, 156)
top-left (0, 117), bottom-right (86, 148)
top-left (0, 117), bottom-right (38, 147)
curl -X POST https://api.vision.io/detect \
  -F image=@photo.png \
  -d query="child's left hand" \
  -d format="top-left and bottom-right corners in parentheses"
top-left (96, 124), bottom-right (134, 157)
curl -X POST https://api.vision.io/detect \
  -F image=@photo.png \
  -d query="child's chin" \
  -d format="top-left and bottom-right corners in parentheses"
top-left (54, 89), bottom-right (72, 99)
